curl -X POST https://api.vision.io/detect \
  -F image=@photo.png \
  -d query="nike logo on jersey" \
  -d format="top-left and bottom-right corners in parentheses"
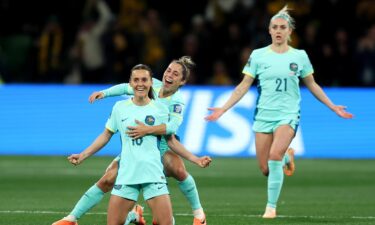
top-left (121, 118), bottom-right (128, 122)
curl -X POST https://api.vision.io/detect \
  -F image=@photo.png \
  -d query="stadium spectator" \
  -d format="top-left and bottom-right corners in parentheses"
top-left (205, 5), bottom-right (353, 219)
top-left (34, 15), bottom-right (66, 83)
top-left (356, 24), bottom-right (375, 86)
top-left (52, 57), bottom-right (211, 225)
top-left (73, 0), bottom-right (113, 84)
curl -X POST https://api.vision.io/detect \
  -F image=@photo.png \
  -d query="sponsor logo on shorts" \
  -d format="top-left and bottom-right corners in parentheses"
top-left (113, 184), bottom-right (122, 190)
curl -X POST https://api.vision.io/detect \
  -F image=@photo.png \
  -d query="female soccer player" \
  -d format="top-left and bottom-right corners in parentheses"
top-left (67, 64), bottom-right (173, 225)
top-left (52, 57), bottom-right (210, 225)
top-left (205, 6), bottom-right (353, 219)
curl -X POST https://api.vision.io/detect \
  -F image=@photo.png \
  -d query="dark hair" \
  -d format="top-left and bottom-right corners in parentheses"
top-left (130, 64), bottom-right (155, 100)
top-left (172, 56), bottom-right (196, 83)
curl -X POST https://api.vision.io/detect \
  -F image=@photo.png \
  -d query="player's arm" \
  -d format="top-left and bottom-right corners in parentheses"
top-left (127, 102), bottom-right (184, 138)
top-left (166, 135), bottom-right (212, 168)
top-left (302, 74), bottom-right (353, 119)
top-left (89, 83), bottom-right (131, 103)
top-left (205, 74), bottom-right (254, 121)
top-left (68, 128), bottom-right (114, 165)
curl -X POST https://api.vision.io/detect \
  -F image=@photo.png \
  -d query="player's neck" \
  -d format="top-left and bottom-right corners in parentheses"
top-left (159, 88), bottom-right (175, 98)
top-left (132, 96), bottom-right (151, 106)
top-left (270, 43), bottom-right (289, 53)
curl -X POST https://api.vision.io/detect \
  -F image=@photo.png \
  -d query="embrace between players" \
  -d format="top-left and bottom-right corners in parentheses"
top-left (53, 5), bottom-right (353, 225)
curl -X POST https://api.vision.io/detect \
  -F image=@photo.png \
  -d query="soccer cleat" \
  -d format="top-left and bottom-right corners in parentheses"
top-left (152, 219), bottom-right (158, 225)
top-left (193, 214), bottom-right (206, 225)
top-left (283, 148), bottom-right (295, 176)
top-left (52, 219), bottom-right (78, 225)
top-left (133, 204), bottom-right (146, 225)
top-left (262, 206), bottom-right (276, 219)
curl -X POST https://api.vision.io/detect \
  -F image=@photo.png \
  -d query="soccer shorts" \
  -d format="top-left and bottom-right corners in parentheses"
top-left (111, 182), bottom-right (169, 201)
top-left (253, 119), bottom-right (299, 133)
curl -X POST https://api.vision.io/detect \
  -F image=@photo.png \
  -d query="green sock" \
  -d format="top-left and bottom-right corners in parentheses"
top-left (267, 160), bottom-right (284, 208)
top-left (70, 184), bottom-right (104, 219)
top-left (282, 153), bottom-right (290, 166)
top-left (124, 211), bottom-right (137, 225)
top-left (178, 174), bottom-right (202, 210)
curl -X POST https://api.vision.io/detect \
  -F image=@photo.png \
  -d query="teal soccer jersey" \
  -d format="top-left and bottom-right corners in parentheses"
top-left (106, 99), bottom-right (169, 185)
top-left (242, 45), bottom-right (314, 121)
top-left (102, 78), bottom-right (185, 135)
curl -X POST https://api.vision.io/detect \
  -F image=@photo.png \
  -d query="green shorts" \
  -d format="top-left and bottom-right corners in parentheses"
top-left (253, 119), bottom-right (299, 133)
top-left (111, 182), bottom-right (169, 201)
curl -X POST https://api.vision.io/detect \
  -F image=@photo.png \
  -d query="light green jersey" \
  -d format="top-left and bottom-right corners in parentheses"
top-left (242, 45), bottom-right (314, 121)
top-left (102, 78), bottom-right (184, 135)
top-left (106, 99), bottom-right (169, 185)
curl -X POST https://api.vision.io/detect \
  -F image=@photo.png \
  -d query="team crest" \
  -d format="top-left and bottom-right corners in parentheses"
top-left (289, 63), bottom-right (298, 72)
top-left (145, 115), bottom-right (155, 125)
top-left (173, 104), bottom-right (182, 114)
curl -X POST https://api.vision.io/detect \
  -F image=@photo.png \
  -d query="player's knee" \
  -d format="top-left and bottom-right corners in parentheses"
top-left (171, 165), bottom-right (188, 181)
top-left (97, 178), bottom-right (114, 192)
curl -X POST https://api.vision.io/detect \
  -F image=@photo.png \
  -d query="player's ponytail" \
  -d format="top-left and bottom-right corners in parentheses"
top-left (270, 5), bottom-right (295, 30)
top-left (174, 56), bottom-right (196, 82)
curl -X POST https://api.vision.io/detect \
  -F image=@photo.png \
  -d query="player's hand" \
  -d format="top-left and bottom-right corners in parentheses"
top-left (88, 91), bottom-right (104, 103)
top-left (332, 105), bottom-right (354, 119)
top-left (127, 120), bottom-right (149, 139)
top-left (68, 154), bottom-right (84, 166)
top-left (196, 156), bottom-right (212, 168)
top-left (205, 107), bottom-right (225, 121)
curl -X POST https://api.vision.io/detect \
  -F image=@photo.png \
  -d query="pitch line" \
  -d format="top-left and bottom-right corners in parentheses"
top-left (0, 210), bottom-right (374, 220)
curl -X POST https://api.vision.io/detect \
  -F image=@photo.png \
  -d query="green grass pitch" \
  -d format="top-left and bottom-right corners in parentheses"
top-left (0, 156), bottom-right (374, 225)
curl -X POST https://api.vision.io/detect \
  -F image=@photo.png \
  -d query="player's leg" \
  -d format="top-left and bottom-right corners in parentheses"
top-left (144, 183), bottom-right (173, 225)
top-left (107, 195), bottom-right (136, 225)
top-left (283, 147), bottom-right (295, 176)
top-left (162, 150), bottom-right (206, 225)
top-left (263, 124), bottom-right (295, 218)
top-left (255, 132), bottom-right (273, 176)
top-left (109, 184), bottom-right (142, 225)
top-left (52, 158), bottom-right (119, 225)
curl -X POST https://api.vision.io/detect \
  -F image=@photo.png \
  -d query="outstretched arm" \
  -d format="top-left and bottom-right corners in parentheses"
top-left (302, 74), bottom-right (353, 119)
top-left (205, 75), bottom-right (254, 121)
top-left (88, 83), bottom-right (130, 103)
top-left (68, 128), bottom-right (114, 165)
top-left (167, 135), bottom-right (212, 168)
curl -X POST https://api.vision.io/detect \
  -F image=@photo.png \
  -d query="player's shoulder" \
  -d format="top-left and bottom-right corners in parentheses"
top-left (289, 46), bottom-right (308, 57)
top-left (170, 89), bottom-right (185, 105)
top-left (113, 99), bottom-right (133, 109)
top-left (252, 46), bottom-right (270, 56)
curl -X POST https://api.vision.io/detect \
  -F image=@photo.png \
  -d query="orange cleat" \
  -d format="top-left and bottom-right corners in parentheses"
top-left (193, 214), bottom-right (206, 225)
top-left (262, 206), bottom-right (276, 219)
top-left (52, 219), bottom-right (78, 225)
top-left (283, 148), bottom-right (295, 176)
top-left (132, 204), bottom-right (146, 225)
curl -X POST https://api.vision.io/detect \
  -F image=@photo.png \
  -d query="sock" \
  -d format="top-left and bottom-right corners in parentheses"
top-left (193, 208), bottom-right (205, 220)
top-left (124, 211), bottom-right (137, 225)
top-left (178, 174), bottom-right (202, 212)
top-left (267, 160), bottom-right (284, 208)
top-left (282, 153), bottom-right (290, 167)
top-left (62, 215), bottom-right (76, 222)
top-left (70, 184), bottom-right (105, 219)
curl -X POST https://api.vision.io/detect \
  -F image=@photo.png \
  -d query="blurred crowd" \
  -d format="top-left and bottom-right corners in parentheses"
top-left (0, 0), bottom-right (374, 86)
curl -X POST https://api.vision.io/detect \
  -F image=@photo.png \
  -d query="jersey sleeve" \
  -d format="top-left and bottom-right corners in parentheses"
top-left (300, 50), bottom-right (314, 78)
top-left (242, 51), bottom-right (257, 78)
top-left (101, 83), bottom-right (134, 97)
top-left (105, 103), bottom-right (119, 133)
top-left (165, 98), bottom-right (184, 135)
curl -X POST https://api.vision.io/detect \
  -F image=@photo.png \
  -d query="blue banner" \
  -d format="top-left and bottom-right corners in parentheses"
top-left (0, 85), bottom-right (373, 158)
